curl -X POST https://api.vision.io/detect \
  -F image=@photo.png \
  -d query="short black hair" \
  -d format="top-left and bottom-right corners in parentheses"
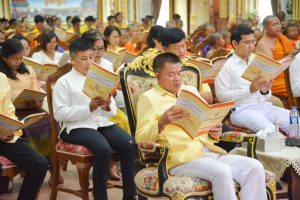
top-left (146, 15), bottom-right (154, 20)
top-left (103, 26), bottom-right (121, 45)
top-left (81, 29), bottom-right (107, 50)
top-left (8, 18), bottom-right (16, 25)
top-left (173, 14), bottom-right (181, 20)
top-left (147, 25), bottom-right (165, 48)
top-left (160, 28), bottom-right (185, 48)
top-left (69, 38), bottom-right (93, 58)
top-left (66, 16), bottom-right (72, 21)
top-left (34, 15), bottom-right (44, 23)
top-left (0, 18), bottom-right (8, 23)
top-left (85, 16), bottom-right (95, 22)
top-left (285, 25), bottom-right (296, 35)
top-left (115, 13), bottom-right (122, 19)
top-left (153, 52), bottom-right (181, 73)
top-left (54, 18), bottom-right (61, 22)
top-left (72, 17), bottom-right (81, 26)
top-left (230, 24), bottom-right (254, 48)
top-left (276, 12), bottom-right (285, 20)
top-left (46, 18), bottom-right (54, 24)
top-left (12, 35), bottom-right (29, 44)
top-left (107, 15), bottom-right (115, 21)
top-left (21, 17), bottom-right (27, 22)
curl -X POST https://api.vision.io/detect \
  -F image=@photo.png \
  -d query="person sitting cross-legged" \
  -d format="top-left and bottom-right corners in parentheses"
top-left (135, 52), bottom-right (267, 200)
top-left (215, 25), bottom-right (290, 133)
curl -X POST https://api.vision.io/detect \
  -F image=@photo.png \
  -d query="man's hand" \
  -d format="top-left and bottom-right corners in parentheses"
top-left (261, 79), bottom-right (274, 93)
top-left (1, 133), bottom-right (15, 142)
top-left (249, 77), bottom-right (267, 94)
top-left (289, 48), bottom-right (300, 58)
top-left (208, 123), bottom-right (223, 139)
top-left (89, 96), bottom-right (107, 112)
top-left (25, 100), bottom-right (42, 110)
top-left (158, 106), bottom-right (185, 133)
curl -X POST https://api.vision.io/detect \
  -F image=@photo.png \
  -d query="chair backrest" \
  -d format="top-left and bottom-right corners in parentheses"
top-left (207, 48), bottom-right (231, 60)
top-left (284, 68), bottom-right (295, 109)
top-left (195, 38), bottom-right (211, 56)
top-left (46, 63), bottom-right (74, 147)
top-left (120, 49), bottom-right (201, 139)
top-left (191, 31), bottom-right (206, 53)
top-left (29, 44), bottom-right (42, 57)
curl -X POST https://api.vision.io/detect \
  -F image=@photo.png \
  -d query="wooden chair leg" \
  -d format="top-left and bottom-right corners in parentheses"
top-left (62, 160), bottom-right (68, 171)
top-left (20, 170), bottom-right (26, 178)
top-left (35, 187), bottom-right (41, 200)
top-left (6, 176), bottom-right (13, 193)
top-left (76, 162), bottom-right (93, 200)
top-left (50, 160), bottom-right (60, 200)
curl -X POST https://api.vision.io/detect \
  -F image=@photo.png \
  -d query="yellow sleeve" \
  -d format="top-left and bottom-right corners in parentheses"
top-left (135, 93), bottom-right (163, 143)
top-left (201, 83), bottom-right (211, 93)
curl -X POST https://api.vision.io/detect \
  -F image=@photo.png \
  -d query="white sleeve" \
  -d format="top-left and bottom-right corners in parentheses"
top-left (52, 79), bottom-right (91, 122)
top-left (31, 52), bottom-right (43, 64)
top-left (215, 64), bottom-right (252, 102)
top-left (290, 57), bottom-right (300, 97)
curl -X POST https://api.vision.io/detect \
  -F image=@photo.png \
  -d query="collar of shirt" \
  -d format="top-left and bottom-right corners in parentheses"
top-left (231, 53), bottom-right (253, 66)
top-left (71, 67), bottom-right (86, 81)
top-left (155, 84), bottom-right (181, 99)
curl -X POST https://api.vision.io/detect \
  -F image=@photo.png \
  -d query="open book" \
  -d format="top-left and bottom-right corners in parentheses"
top-left (172, 89), bottom-right (235, 139)
top-left (186, 57), bottom-right (228, 84)
top-left (54, 28), bottom-right (79, 42)
top-left (123, 51), bottom-right (138, 63)
top-left (102, 48), bottom-right (126, 71)
top-left (83, 62), bottom-right (119, 99)
top-left (24, 32), bottom-right (37, 41)
top-left (130, 31), bottom-right (149, 44)
top-left (57, 50), bottom-right (70, 67)
top-left (241, 52), bottom-right (296, 82)
top-left (0, 112), bottom-right (46, 138)
top-left (13, 89), bottom-right (46, 109)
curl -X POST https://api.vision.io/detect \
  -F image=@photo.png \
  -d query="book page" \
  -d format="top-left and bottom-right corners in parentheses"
top-left (0, 114), bottom-right (23, 137)
top-left (102, 50), bottom-right (118, 64)
top-left (202, 58), bottom-right (228, 84)
top-left (13, 89), bottom-right (46, 109)
top-left (58, 50), bottom-right (70, 67)
top-left (123, 51), bottom-right (137, 63)
top-left (186, 58), bottom-right (212, 81)
top-left (271, 57), bottom-right (296, 79)
top-left (54, 29), bottom-right (67, 41)
top-left (25, 32), bottom-right (37, 41)
top-left (241, 53), bottom-right (281, 82)
top-left (19, 113), bottom-right (46, 130)
top-left (113, 49), bottom-right (126, 71)
top-left (172, 89), bottom-right (210, 139)
top-left (130, 32), bottom-right (144, 44)
top-left (83, 62), bottom-right (118, 99)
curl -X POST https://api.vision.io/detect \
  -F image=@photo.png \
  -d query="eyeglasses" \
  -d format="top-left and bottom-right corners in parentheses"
top-left (240, 40), bottom-right (257, 45)
top-left (93, 47), bottom-right (106, 53)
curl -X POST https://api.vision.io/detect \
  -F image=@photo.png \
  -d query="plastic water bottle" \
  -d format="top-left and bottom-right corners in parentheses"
top-left (289, 106), bottom-right (299, 138)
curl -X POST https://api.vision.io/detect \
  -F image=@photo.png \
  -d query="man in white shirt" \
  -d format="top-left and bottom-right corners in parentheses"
top-left (290, 53), bottom-right (300, 97)
top-left (215, 25), bottom-right (290, 133)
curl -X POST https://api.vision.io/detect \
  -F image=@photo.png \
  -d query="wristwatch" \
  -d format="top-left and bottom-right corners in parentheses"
top-left (260, 90), bottom-right (269, 95)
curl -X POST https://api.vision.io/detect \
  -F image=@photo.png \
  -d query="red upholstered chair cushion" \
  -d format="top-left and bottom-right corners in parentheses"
top-left (0, 156), bottom-right (14, 167)
top-left (225, 122), bottom-right (284, 135)
top-left (56, 141), bottom-right (94, 155)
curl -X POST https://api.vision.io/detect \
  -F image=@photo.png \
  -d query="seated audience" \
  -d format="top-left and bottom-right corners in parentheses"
top-left (281, 20), bottom-right (288, 32)
top-left (146, 15), bottom-right (154, 27)
top-left (13, 35), bottom-right (30, 57)
top-left (206, 33), bottom-right (225, 59)
top-left (103, 26), bottom-right (121, 52)
top-left (115, 12), bottom-right (127, 28)
top-left (242, 20), bottom-right (252, 28)
top-left (0, 72), bottom-right (48, 200)
top-left (220, 30), bottom-right (233, 50)
top-left (65, 16), bottom-right (72, 30)
top-left (0, 39), bottom-right (60, 187)
top-left (32, 15), bottom-right (44, 36)
top-left (176, 20), bottom-right (183, 30)
top-left (53, 18), bottom-right (62, 30)
top-left (141, 17), bottom-right (151, 31)
top-left (173, 14), bottom-right (181, 24)
top-left (146, 25), bottom-right (165, 51)
top-left (290, 52), bottom-right (300, 97)
top-left (80, 16), bottom-right (96, 34)
top-left (0, 30), bottom-right (5, 43)
top-left (165, 21), bottom-right (175, 28)
top-left (41, 24), bottom-right (52, 33)
top-left (276, 11), bottom-right (285, 22)
top-left (8, 20), bottom-right (24, 39)
top-left (8, 18), bottom-right (16, 30)
top-left (52, 39), bottom-right (136, 200)
top-left (22, 17), bottom-right (29, 30)
top-left (215, 25), bottom-right (290, 133)
top-left (198, 23), bottom-right (215, 43)
top-left (119, 29), bottom-right (135, 53)
top-left (132, 22), bottom-right (141, 32)
top-left (32, 30), bottom-right (63, 64)
top-left (285, 25), bottom-right (299, 47)
top-left (94, 18), bottom-right (100, 28)
top-left (136, 52), bottom-right (267, 200)
top-left (253, 28), bottom-right (263, 39)
top-left (68, 17), bottom-right (81, 35)
top-left (107, 15), bottom-right (116, 26)
top-left (1, 18), bottom-right (9, 31)
top-left (127, 23), bottom-right (136, 40)
top-left (46, 17), bottom-right (54, 28)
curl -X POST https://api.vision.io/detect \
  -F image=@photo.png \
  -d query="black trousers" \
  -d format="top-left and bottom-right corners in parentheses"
top-left (0, 138), bottom-right (48, 200)
top-left (60, 125), bottom-right (137, 200)
top-left (214, 122), bottom-right (237, 153)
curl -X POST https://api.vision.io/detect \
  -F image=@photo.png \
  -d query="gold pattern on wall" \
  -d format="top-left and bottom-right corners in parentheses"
top-left (293, 0), bottom-right (300, 20)
top-left (220, 0), bottom-right (228, 18)
top-left (3, 0), bottom-right (10, 19)
top-left (97, 0), bottom-right (103, 23)
top-left (237, 0), bottom-right (242, 16)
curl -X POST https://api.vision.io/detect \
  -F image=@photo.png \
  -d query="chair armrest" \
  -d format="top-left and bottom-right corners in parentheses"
top-left (220, 132), bottom-right (258, 159)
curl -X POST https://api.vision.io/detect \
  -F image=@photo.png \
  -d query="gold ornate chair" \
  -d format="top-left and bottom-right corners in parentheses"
top-left (120, 49), bottom-right (276, 200)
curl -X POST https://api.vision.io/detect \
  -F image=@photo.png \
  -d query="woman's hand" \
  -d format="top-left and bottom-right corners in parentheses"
top-left (25, 100), bottom-right (43, 110)
top-left (89, 96), bottom-right (107, 112)
top-left (208, 123), bottom-right (223, 138)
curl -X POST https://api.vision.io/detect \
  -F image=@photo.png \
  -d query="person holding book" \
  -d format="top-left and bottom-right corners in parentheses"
top-left (0, 39), bottom-right (63, 187)
top-left (114, 13), bottom-right (127, 28)
top-left (136, 52), bottom-right (267, 200)
top-left (206, 33), bottom-right (225, 59)
top-left (103, 26), bottom-right (121, 52)
top-left (219, 30), bottom-right (233, 50)
top-left (8, 20), bottom-right (24, 39)
top-left (147, 25), bottom-right (165, 52)
top-left (285, 25), bottom-right (299, 47)
top-left (0, 72), bottom-right (48, 200)
top-left (82, 29), bottom-right (131, 180)
top-left (289, 53), bottom-right (300, 97)
top-left (80, 16), bottom-right (96, 34)
top-left (32, 15), bottom-right (44, 37)
top-left (32, 30), bottom-right (63, 64)
top-left (68, 17), bottom-right (81, 36)
top-left (215, 25), bottom-right (291, 134)
top-left (52, 39), bottom-right (137, 200)
top-left (256, 15), bottom-right (300, 97)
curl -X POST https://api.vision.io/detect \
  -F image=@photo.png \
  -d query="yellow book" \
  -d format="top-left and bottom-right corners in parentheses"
top-left (54, 28), bottom-right (79, 42)
top-left (130, 32), bottom-right (144, 44)
top-left (172, 89), bottom-right (234, 139)
top-left (23, 57), bottom-right (59, 82)
top-left (186, 57), bottom-right (212, 81)
top-left (83, 62), bottom-right (119, 99)
top-left (0, 112), bottom-right (46, 138)
top-left (13, 89), bottom-right (46, 110)
top-left (123, 51), bottom-right (138, 63)
top-left (102, 48), bottom-right (126, 71)
top-left (241, 52), bottom-right (296, 82)
top-left (202, 58), bottom-right (228, 84)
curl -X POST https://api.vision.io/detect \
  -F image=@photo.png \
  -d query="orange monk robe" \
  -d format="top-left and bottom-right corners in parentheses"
top-left (272, 34), bottom-right (294, 97)
top-left (185, 51), bottom-right (191, 56)
top-left (123, 42), bottom-right (140, 54)
top-left (297, 35), bottom-right (300, 40)
top-left (291, 40), bottom-right (300, 47)
top-left (224, 44), bottom-right (233, 50)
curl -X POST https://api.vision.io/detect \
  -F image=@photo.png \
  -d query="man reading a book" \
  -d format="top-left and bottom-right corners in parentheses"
top-left (0, 72), bottom-right (48, 200)
top-left (215, 25), bottom-right (290, 133)
top-left (256, 15), bottom-right (300, 97)
top-left (136, 52), bottom-right (267, 200)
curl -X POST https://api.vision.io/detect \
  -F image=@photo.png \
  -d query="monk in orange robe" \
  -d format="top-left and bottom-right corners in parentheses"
top-left (256, 16), bottom-right (299, 97)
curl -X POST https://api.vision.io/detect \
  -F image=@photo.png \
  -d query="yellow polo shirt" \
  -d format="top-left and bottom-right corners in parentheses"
top-left (114, 22), bottom-right (127, 28)
top-left (0, 73), bottom-right (22, 143)
top-left (136, 84), bottom-right (226, 169)
top-left (80, 24), bottom-right (96, 34)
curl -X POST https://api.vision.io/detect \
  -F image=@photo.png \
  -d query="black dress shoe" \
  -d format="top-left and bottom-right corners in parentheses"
top-left (276, 182), bottom-right (283, 190)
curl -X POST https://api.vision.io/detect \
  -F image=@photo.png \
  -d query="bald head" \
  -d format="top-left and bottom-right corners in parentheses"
top-left (209, 33), bottom-right (222, 46)
top-left (276, 12), bottom-right (285, 22)
top-left (263, 15), bottom-right (278, 26)
top-left (242, 20), bottom-right (252, 28)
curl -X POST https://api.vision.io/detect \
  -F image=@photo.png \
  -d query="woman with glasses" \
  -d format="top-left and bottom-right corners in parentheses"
top-left (32, 30), bottom-right (62, 64)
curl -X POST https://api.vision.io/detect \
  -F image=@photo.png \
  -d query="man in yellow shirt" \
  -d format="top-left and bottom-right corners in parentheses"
top-left (0, 72), bottom-right (48, 200)
top-left (32, 15), bottom-right (44, 36)
top-left (68, 17), bottom-right (81, 35)
top-left (136, 53), bottom-right (267, 200)
top-left (80, 16), bottom-right (96, 34)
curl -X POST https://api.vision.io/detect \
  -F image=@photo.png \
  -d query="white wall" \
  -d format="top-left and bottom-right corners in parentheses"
top-left (174, 0), bottom-right (188, 33)
top-left (139, 0), bottom-right (152, 24)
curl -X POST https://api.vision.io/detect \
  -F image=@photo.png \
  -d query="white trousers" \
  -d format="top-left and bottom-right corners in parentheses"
top-left (169, 146), bottom-right (267, 200)
top-left (230, 102), bottom-right (290, 133)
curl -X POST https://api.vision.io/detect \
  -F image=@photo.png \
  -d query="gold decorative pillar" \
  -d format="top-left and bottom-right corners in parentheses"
top-left (3, 0), bottom-right (10, 19)
top-left (220, 0), bottom-right (228, 18)
top-left (293, 0), bottom-right (300, 20)
top-left (97, 0), bottom-right (103, 23)
top-left (135, 0), bottom-right (139, 23)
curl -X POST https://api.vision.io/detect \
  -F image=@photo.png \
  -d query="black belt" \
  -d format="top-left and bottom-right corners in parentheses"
top-left (229, 108), bottom-right (236, 114)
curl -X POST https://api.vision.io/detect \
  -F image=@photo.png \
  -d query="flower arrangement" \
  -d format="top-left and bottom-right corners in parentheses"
top-left (248, 10), bottom-right (261, 29)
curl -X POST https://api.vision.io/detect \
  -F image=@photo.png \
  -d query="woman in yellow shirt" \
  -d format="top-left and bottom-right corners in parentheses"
top-left (114, 13), bottom-right (127, 28)
top-left (103, 26), bottom-right (121, 52)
